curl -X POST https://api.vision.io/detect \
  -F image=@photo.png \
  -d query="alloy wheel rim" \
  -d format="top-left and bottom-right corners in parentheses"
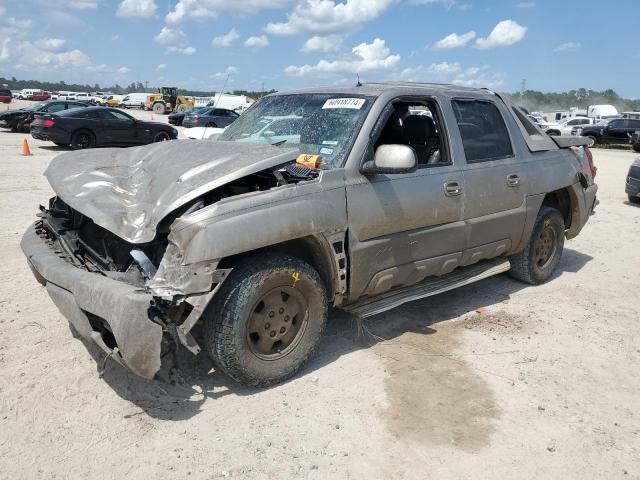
top-left (533, 225), bottom-right (557, 269)
top-left (246, 286), bottom-right (309, 360)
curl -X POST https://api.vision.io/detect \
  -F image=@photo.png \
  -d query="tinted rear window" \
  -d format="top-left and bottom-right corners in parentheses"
top-left (452, 99), bottom-right (513, 162)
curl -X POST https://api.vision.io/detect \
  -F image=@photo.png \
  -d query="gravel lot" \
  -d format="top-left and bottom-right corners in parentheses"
top-left (0, 99), bottom-right (639, 479)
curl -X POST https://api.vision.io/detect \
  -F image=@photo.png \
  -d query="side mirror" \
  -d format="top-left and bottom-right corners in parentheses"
top-left (361, 144), bottom-right (417, 175)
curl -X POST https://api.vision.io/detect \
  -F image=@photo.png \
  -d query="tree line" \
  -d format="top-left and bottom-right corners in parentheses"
top-left (1, 76), bottom-right (638, 110)
top-left (0, 77), bottom-right (277, 99)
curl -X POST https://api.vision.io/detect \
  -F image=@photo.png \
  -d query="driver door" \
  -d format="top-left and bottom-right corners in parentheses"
top-left (97, 109), bottom-right (137, 145)
top-left (345, 98), bottom-right (466, 301)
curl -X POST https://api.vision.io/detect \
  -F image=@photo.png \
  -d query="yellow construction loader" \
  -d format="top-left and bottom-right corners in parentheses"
top-left (145, 87), bottom-right (195, 114)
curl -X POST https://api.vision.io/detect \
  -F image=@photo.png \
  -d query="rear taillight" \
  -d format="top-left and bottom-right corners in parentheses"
top-left (584, 146), bottom-right (597, 179)
top-left (43, 118), bottom-right (55, 127)
top-left (192, 115), bottom-right (200, 120)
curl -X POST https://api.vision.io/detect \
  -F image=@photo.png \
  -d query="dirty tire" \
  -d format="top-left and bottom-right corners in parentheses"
top-left (202, 253), bottom-right (328, 387)
top-left (152, 102), bottom-right (166, 115)
top-left (508, 207), bottom-right (565, 285)
top-left (153, 130), bottom-right (171, 142)
top-left (586, 135), bottom-right (597, 147)
top-left (175, 104), bottom-right (188, 113)
top-left (71, 129), bottom-right (95, 150)
top-left (629, 195), bottom-right (640, 204)
top-left (632, 144), bottom-right (640, 153)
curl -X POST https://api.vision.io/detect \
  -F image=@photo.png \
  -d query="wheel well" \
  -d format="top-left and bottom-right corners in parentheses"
top-left (217, 236), bottom-right (338, 299)
top-left (542, 188), bottom-right (572, 228)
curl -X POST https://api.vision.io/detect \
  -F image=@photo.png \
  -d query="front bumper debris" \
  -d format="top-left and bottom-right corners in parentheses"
top-left (21, 222), bottom-right (163, 379)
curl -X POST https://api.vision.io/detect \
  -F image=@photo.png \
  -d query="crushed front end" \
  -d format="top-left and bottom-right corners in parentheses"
top-left (20, 196), bottom-right (225, 379)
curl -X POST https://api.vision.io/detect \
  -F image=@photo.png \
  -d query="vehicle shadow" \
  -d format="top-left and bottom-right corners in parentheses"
top-left (37, 145), bottom-right (71, 151)
top-left (623, 200), bottom-right (640, 208)
top-left (89, 247), bottom-right (592, 421)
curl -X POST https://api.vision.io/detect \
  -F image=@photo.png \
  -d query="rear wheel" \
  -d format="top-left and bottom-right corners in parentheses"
top-left (632, 144), bottom-right (640, 153)
top-left (547, 130), bottom-right (560, 137)
top-left (202, 253), bottom-right (328, 387)
top-left (509, 207), bottom-right (565, 285)
top-left (205, 122), bottom-right (217, 128)
top-left (629, 195), bottom-right (640, 204)
top-left (153, 131), bottom-right (171, 142)
top-left (175, 104), bottom-right (188, 113)
top-left (152, 102), bottom-right (166, 115)
top-left (586, 135), bottom-right (597, 147)
top-left (71, 129), bottom-right (95, 150)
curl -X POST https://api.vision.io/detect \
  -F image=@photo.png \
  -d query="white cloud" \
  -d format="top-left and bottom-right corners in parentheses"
top-left (154, 26), bottom-right (196, 54)
top-left (409, 0), bottom-right (455, 7)
top-left (554, 41), bottom-right (581, 52)
top-left (285, 38), bottom-right (400, 76)
top-left (0, 7), bottom-right (32, 37)
top-left (111, 34), bottom-right (120, 40)
top-left (433, 30), bottom-right (476, 49)
top-left (1, 39), bottom-right (92, 72)
top-left (117, 0), bottom-right (157, 19)
top-left (476, 19), bottom-right (527, 49)
top-left (34, 38), bottom-right (67, 51)
top-left (154, 26), bottom-right (187, 45)
top-left (168, 45), bottom-right (196, 55)
top-left (244, 35), bottom-right (269, 48)
top-left (213, 65), bottom-right (239, 79)
top-left (116, 66), bottom-right (131, 74)
top-left (301, 34), bottom-right (343, 53)
top-left (212, 28), bottom-right (239, 47)
top-left (165, 0), bottom-right (296, 24)
top-left (266, 0), bottom-right (394, 36)
top-left (517, 2), bottom-right (535, 8)
top-left (157, 63), bottom-right (166, 70)
top-left (400, 62), bottom-right (504, 89)
top-left (61, 0), bottom-right (99, 9)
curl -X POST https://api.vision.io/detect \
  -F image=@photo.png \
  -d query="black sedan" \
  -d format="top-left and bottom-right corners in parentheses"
top-left (182, 107), bottom-right (239, 128)
top-left (626, 159), bottom-right (640, 204)
top-left (0, 100), bottom-right (88, 132)
top-left (31, 107), bottom-right (178, 149)
top-left (168, 107), bottom-right (207, 126)
top-left (630, 130), bottom-right (640, 153)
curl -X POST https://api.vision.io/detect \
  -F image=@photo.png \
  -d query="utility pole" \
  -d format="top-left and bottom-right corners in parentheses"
top-left (261, 81), bottom-right (264, 98)
top-left (520, 78), bottom-right (526, 96)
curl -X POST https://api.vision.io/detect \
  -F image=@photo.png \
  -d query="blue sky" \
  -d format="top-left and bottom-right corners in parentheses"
top-left (0, 0), bottom-right (638, 97)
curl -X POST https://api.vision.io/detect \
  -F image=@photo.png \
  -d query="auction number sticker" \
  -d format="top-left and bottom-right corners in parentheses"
top-left (322, 98), bottom-right (365, 110)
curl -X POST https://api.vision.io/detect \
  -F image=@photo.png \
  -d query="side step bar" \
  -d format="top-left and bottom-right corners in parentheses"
top-left (343, 258), bottom-right (511, 319)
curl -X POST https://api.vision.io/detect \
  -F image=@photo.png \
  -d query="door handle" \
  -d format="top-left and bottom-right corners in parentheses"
top-left (507, 174), bottom-right (521, 187)
top-left (444, 181), bottom-right (462, 196)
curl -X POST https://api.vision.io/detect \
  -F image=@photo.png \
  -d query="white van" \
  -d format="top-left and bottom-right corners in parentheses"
top-left (16, 89), bottom-right (42, 100)
top-left (121, 93), bottom-right (151, 109)
top-left (75, 92), bottom-right (90, 101)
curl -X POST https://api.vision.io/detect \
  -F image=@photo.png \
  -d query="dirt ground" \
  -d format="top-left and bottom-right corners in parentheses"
top-left (0, 99), bottom-right (638, 479)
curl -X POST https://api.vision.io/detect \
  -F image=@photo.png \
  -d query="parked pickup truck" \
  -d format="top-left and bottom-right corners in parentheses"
top-left (21, 83), bottom-right (598, 386)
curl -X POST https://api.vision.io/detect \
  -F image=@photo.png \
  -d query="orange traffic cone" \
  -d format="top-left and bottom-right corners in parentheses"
top-left (21, 138), bottom-right (31, 156)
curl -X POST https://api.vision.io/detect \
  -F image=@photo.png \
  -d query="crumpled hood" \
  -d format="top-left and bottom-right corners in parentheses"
top-left (45, 140), bottom-right (299, 244)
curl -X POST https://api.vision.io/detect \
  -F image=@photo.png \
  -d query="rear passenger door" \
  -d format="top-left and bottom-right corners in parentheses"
top-left (451, 99), bottom-right (526, 263)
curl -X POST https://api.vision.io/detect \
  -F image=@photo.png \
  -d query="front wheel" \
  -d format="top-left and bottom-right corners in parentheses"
top-left (152, 102), bottom-right (166, 115)
top-left (153, 131), bottom-right (171, 142)
top-left (203, 253), bottom-right (328, 387)
top-left (586, 135), bottom-right (597, 147)
top-left (71, 129), bottom-right (95, 150)
top-left (509, 207), bottom-right (565, 285)
top-left (632, 144), bottom-right (640, 153)
top-left (629, 195), bottom-right (640, 204)
top-left (175, 104), bottom-right (188, 113)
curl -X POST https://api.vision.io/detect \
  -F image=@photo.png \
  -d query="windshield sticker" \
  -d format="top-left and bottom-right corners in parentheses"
top-left (322, 140), bottom-right (338, 146)
top-left (296, 154), bottom-right (322, 169)
top-left (319, 147), bottom-right (334, 155)
top-left (322, 98), bottom-right (365, 110)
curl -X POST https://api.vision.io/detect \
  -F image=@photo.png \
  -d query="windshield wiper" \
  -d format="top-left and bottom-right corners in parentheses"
top-left (271, 140), bottom-right (287, 146)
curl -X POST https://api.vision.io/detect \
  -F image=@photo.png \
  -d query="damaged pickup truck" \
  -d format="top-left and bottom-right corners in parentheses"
top-left (21, 83), bottom-right (598, 386)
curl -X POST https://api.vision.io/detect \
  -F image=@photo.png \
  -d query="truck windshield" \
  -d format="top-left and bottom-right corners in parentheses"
top-left (219, 94), bottom-right (373, 169)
